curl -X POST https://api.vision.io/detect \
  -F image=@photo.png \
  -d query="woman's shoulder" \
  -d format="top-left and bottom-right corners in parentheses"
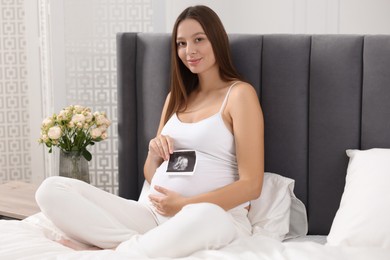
top-left (229, 81), bottom-right (259, 101)
top-left (223, 81), bottom-right (262, 125)
top-left (166, 91), bottom-right (172, 101)
top-left (163, 92), bottom-right (172, 107)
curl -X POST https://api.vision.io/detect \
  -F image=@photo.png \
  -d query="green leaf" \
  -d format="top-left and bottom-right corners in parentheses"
top-left (82, 149), bottom-right (92, 161)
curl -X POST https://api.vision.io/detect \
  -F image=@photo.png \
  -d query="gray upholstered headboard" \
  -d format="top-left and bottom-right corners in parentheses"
top-left (116, 33), bottom-right (390, 235)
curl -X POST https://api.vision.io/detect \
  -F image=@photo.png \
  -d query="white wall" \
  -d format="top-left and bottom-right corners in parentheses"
top-left (158, 0), bottom-right (390, 34)
top-left (0, 0), bottom-right (38, 184)
top-left (339, 0), bottom-right (390, 34)
top-left (24, 0), bottom-right (46, 184)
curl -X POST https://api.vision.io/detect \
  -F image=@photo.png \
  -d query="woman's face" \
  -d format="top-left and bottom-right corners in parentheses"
top-left (176, 19), bottom-right (217, 75)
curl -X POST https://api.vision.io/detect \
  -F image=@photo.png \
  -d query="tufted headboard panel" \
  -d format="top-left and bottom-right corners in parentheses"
top-left (117, 33), bottom-right (390, 235)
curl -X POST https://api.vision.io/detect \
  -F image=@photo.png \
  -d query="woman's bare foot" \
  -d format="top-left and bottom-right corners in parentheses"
top-left (57, 238), bottom-right (102, 251)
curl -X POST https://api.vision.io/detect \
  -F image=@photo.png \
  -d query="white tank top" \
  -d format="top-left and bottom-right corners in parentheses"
top-left (150, 82), bottom-right (249, 209)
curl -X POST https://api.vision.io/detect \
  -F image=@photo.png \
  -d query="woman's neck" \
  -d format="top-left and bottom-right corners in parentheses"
top-left (197, 69), bottom-right (226, 92)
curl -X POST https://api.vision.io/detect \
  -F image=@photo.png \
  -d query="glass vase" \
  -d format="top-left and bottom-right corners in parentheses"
top-left (59, 150), bottom-right (90, 183)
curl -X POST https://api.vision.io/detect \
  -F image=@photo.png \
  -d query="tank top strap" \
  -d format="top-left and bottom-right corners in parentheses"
top-left (219, 81), bottom-right (240, 113)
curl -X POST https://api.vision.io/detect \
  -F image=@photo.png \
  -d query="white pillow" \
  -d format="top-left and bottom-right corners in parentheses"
top-left (248, 172), bottom-right (307, 240)
top-left (327, 148), bottom-right (390, 248)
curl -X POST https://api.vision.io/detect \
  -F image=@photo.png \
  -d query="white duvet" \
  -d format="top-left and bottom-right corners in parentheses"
top-left (1, 214), bottom-right (389, 260)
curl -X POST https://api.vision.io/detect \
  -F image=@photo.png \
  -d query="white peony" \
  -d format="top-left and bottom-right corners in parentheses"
top-left (57, 109), bottom-right (69, 121)
top-left (71, 114), bottom-right (86, 124)
top-left (99, 125), bottom-right (107, 132)
top-left (42, 117), bottom-right (53, 128)
top-left (95, 114), bottom-right (106, 125)
top-left (84, 112), bottom-right (93, 122)
top-left (41, 134), bottom-right (49, 142)
top-left (91, 128), bottom-right (102, 139)
top-left (47, 126), bottom-right (62, 140)
top-left (74, 105), bottom-right (84, 113)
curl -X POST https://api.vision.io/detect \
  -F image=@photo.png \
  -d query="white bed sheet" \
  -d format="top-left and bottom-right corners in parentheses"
top-left (1, 214), bottom-right (389, 260)
top-left (285, 235), bottom-right (327, 244)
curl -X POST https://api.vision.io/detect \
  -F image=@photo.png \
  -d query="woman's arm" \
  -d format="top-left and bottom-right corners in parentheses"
top-left (144, 93), bottom-right (174, 184)
top-left (150, 83), bottom-right (264, 215)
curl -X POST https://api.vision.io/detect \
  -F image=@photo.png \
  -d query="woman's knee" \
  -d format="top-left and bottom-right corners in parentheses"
top-left (36, 176), bottom-right (56, 201)
top-left (35, 176), bottom-right (68, 210)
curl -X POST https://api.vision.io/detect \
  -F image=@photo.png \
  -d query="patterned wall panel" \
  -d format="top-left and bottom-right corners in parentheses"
top-left (63, 0), bottom-right (153, 194)
top-left (0, 0), bottom-right (31, 183)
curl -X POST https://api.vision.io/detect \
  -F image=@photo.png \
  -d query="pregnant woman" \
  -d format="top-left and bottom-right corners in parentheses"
top-left (35, 5), bottom-right (264, 258)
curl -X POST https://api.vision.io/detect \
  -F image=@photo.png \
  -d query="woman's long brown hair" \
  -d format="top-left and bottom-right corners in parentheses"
top-left (164, 5), bottom-right (244, 124)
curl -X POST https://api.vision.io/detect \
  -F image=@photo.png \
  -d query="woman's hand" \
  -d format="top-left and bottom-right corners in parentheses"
top-left (149, 186), bottom-right (187, 217)
top-left (148, 135), bottom-right (174, 161)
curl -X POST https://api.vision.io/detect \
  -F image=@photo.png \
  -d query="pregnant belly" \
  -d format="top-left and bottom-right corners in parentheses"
top-left (150, 156), bottom-right (238, 197)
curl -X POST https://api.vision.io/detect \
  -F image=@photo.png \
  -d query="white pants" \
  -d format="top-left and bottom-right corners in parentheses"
top-left (35, 176), bottom-right (251, 258)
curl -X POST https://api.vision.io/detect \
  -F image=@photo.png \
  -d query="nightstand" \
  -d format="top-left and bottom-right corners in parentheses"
top-left (0, 181), bottom-right (40, 220)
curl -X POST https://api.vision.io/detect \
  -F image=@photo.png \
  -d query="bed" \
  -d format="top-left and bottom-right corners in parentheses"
top-left (1, 33), bottom-right (389, 259)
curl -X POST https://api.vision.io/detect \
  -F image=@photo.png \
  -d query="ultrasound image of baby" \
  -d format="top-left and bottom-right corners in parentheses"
top-left (167, 151), bottom-right (196, 174)
top-left (172, 156), bottom-right (189, 171)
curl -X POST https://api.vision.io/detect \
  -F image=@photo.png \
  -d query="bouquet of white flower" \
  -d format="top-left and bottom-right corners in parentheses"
top-left (38, 105), bottom-right (111, 161)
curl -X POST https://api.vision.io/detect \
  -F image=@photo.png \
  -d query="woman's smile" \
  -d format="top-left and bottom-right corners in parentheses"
top-left (187, 58), bottom-right (202, 66)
